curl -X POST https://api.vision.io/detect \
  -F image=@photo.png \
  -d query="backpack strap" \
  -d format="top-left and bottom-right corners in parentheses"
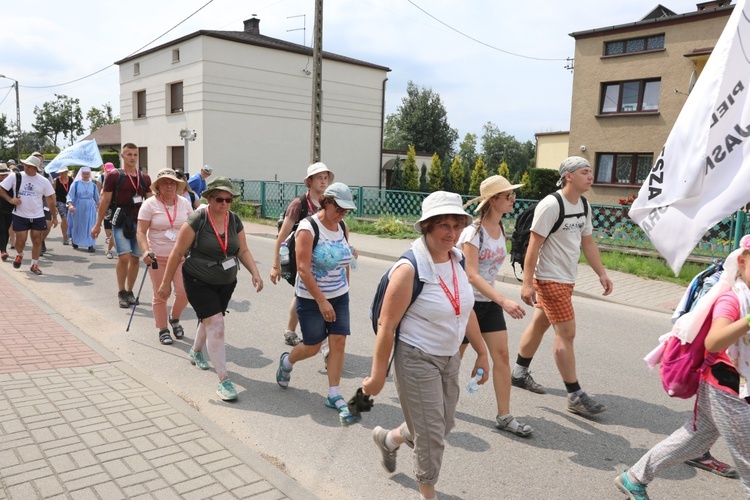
top-left (298, 193), bottom-right (310, 222)
top-left (549, 192), bottom-right (589, 236)
top-left (189, 209), bottom-right (209, 253)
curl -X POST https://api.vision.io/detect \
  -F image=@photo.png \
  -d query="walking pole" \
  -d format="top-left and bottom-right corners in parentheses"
top-left (126, 253), bottom-right (158, 332)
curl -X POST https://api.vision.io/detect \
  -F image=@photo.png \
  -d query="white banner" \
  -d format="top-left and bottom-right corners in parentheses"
top-left (44, 139), bottom-right (104, 174)
top-left (629, 0), bottom-right (750, 274)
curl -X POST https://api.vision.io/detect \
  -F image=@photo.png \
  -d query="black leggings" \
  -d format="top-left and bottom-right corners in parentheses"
top-left (0, 212), bottom-right (12, 251)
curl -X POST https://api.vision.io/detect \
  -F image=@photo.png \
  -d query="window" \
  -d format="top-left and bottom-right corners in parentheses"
top-left (138, 147), bottom-right (148, 172)
top-left (172, 49), bottom-right (180, 63)
top-left (600, 79), bottom-right (660, 114)
top-left (133, 63), bottom-right (140, 76)
top-left (171, 146), bottom-right (184, 171)
top-left (596, 153), bottom-right (653, 185)
top-left (604, 34), bottom-right (664, 56)
top-left (135, 90), bottom-right (146, 118)
top-left (169, 82), bottom-right (183, 113)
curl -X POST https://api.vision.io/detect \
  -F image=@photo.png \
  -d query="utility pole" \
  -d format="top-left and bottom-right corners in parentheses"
top-left (309, 0), bottom-right (323, 163)
top-left (14, 81), bottom-right (20, 160)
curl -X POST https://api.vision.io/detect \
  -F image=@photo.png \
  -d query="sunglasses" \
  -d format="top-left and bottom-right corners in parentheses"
top-left (214, 196), bottom-right (233, 204)
top-left (333, 201), bottom-right (350, 214)
top-left (501, 192), bottom-right (516, 200)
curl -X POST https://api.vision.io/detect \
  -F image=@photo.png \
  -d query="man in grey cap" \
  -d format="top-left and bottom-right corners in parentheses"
top-left (511, 156), bottom-right (613, 417)
top-left (188, 165), bottom-right (212, 198)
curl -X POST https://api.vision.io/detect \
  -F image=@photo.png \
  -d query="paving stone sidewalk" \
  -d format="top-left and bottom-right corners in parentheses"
top-left (0, 273), bottom-right (313, 500)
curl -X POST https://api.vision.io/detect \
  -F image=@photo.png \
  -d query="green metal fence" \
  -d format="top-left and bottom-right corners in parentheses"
top-left (233, 179), bottom-right (750, 261)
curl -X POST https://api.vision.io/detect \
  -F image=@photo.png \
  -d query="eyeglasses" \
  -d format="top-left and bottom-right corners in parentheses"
top-left (502, 192), bottom-right (516, 200)
top-left (214, 196), bottom-right (233, 204)
top-left (332, 201), bottom-right (350, 214)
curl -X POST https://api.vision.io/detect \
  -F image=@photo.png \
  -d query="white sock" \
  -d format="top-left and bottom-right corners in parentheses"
top-left (384, 432), bottom-right (399, 451)
top-left (31, 259), bottom-right (38, 266)
top-left (282, 354), bottom-right (293, 370)
top-left (568, 389), bottom-right (584, 399)
top-left (498, 414), bottom-right (519, 431)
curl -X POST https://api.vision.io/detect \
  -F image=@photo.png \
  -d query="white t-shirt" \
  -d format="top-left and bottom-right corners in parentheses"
top-left (0, 172), bottom-right (55, 219)
top-left (531, 191), bottom-right (592, 283)
top-left (396, 257), bottom-right (474, 356)
top-left (457, 222), bottom-right (507, 302)
top-left (294, 215), bottom-right (352, 300)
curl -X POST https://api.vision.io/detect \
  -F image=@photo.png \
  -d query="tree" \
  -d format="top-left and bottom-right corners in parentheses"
top-left (469, 155), bottom-right (488, 196)
top-left (519, 171), bottom-right (532, 199)
top-left (498, 159), bottom-right (510, 179)
top-left (389, 81), bottom-right (458, 160)
top-left (15, 130), bottom-right (56, 156)
top-left (86, 102), bottom-right (119, 133)
top-left (450, 156), bottom-right (465, 194)
top-left (419, 163), bottom-right (428, 192)
top-left (383, 113), bottom-right (408, 151)
top-left (480, 122), bottom-right (536, 182)
top-left (390, 156), bottom-right (404, 190)
top-left (402, 145), bottom-right (419, 192)
top-left (427, 153), bottom-right (444, 192)
top-left (33, 94), bottom-right (84, 146)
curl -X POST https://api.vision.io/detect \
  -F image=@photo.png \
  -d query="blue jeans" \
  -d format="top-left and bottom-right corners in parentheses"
top-left (296, 292), bottom-right (350, 345)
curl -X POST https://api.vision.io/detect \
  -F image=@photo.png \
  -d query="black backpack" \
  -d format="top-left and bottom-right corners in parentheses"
top-left (278, 193), bottom-right (312, 233)
top-left (510, 192), bottom-right (588, 281)
top-left (370, 250), bottom-right (465, 375)
top-left (284, 216), bottom-right (347, 286)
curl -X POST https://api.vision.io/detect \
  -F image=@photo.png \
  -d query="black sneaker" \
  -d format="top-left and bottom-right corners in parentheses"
top-left (12, 255), bottom-right (22, 269)
top-left (567, 392), bottom-right (607, 417)
top-left (511, 371), bottom-right (546, 394)
top-left (126, 290), bottom-right (138, 306)
top-left (118, 290), bottom-right (130, 308)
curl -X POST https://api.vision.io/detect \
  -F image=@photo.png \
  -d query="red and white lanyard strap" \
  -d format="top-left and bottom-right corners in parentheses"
top-left (438, 259), bottom-right (460, 316)
top-left (206, 211), bottom-right (229, 257)
top-left (305, 192), bottom-right (316, 213)
top-left (126, 171), bottom-right (140, 195)
top-left (59, 179), bottom-right (70, 193)
top-left (159, 196), bottom-right (175, 228)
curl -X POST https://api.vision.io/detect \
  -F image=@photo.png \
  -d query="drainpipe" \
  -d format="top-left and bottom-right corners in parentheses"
top-left (379, 77), bottom-right (388, 191)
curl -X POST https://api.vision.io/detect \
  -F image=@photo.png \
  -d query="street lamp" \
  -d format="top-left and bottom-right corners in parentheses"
top-left (179, 128), bottom-right (197, 177)
top-left (0, 75), bottom-right (20, 161)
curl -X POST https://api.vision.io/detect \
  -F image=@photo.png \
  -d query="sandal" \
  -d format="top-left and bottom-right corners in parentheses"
top-left (685, 452), bottom-right (739, 478)
top-left (495, 415), bottom-right (533, 437)
top-left (326, 395), bottom-right (361, 426)
top-left (169, 317), bottom-right (184, 339)
top-left (158, 328), bottom-right (173, 345)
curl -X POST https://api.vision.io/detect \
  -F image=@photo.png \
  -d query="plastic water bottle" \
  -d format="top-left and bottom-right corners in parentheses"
top-left (466, 368), bottom-right (484, 395)
top-left (279, 243), bottom-right (291, 280)
top-left (349, 245), bottom-right (358, 271)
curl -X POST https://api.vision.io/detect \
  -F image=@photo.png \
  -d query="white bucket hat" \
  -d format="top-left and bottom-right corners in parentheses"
top-left (305, 162), bottom-right (334, 184)
top-left (414, 191), bottom-right (472, 234)
top-left (20, 155), bottom-right (43, 171)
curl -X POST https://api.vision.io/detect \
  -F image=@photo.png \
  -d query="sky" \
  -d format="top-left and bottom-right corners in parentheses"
top-left (0, 0), bottom-right (726, 151)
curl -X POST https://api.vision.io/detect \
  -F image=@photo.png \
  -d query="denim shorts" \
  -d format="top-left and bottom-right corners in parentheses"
top-left (112, 226), bottom-right (142, 257)
top-left (56, 202), bottom-right (68, 219)
top-left (296, 292), bottom-right (350, 345)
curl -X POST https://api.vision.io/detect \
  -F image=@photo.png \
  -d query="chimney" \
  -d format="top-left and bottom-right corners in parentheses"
top-left (244, 17), bottom-right (260, 34)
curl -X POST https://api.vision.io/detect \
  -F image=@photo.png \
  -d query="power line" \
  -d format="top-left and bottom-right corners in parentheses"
top-left (407, 0), bottom-right (568, 62)
top-left (21, 0), bottom-right (215, 90)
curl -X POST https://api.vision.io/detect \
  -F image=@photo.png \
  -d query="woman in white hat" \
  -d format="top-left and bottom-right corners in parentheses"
top-left (137, 168), bottom-right (194, 346)
top-left (363, 191), bottom-right (489, 499)
top-left (67, 167), bottom-right (100, 252)
top-left (459, 175), bottom-right (532, 436)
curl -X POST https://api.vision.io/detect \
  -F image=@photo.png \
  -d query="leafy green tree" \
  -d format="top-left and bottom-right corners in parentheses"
top-left (480, 122), bottom-right (536, 181)
top-left (86, 102), bottom-right (119, 133)
top-left (450, 156), bottom-right (465, 194)
top-left (469, 155), bottom-right (488, 196)
top-left (419, 163), bottom-right (428, 192)
top-left (390, 157), bottom-right (404, 190)
top-left (498, 159), bottom-right (510, 179)
top-left (519, 171), bottom-right (532, 198)
top-left (33, 94), bottom-right (84, 146)
top-left (389, 81), bottom-right (458, 160)
top-left (383, 113), bottom-right (408, 151)
top-left (427, 153), bottom-right (443, 192)
top-left (402, 145), bottom-right (420, 192)
top-left (15, 130), bottom-right (56, 156)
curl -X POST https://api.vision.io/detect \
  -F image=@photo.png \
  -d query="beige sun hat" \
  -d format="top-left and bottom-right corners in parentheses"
top-left (20, 155), bottom-right (43, 171)
top-left (151, 168), bottom-right (187, 194)
top-left (464, 175), bottom-right (524, 213)
top-left (414, 191), bottom-right (472, 234)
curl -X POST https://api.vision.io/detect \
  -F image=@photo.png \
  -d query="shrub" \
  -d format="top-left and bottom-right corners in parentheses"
top-left (101, 151), bottom-right (120, 168)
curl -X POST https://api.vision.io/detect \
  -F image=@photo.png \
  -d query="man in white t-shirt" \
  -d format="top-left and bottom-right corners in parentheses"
top-left (511, 156), bottom-right (613, 418)
top-left (0, 155), bottom-right (57, 275)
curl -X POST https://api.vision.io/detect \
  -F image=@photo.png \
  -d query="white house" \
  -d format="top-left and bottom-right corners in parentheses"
top-left (115, 17), bottom-right (390, 186)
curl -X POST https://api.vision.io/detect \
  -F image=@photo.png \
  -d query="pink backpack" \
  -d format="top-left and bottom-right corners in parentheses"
top-left (660, 305), bottom-right (719, 399)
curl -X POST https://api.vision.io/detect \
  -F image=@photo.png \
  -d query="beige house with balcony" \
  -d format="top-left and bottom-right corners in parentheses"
top-left (114, 17), bottom-right (390, 186)
top-left (567, 1), bottom-right (733, 204)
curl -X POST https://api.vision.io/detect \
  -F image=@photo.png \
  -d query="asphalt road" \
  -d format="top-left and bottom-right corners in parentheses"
top-left (5, 231), bottom-right (743, 500)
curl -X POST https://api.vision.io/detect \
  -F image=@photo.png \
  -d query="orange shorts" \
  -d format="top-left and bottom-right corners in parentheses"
top-left (534, 279), bottom-right (575, 324)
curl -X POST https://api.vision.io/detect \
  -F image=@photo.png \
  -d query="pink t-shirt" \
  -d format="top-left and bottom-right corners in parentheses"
top-left (138, 195), bottom-right (194, 257)
top-left (701, 291), bottom-right (741, 395)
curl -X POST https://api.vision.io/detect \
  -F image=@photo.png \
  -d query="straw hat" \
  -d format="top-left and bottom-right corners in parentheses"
top-left (464, 175), bottom-right (524, 212)
top-left (414, 191), bottom-right (472, 234)
top-left (151, 168), bottom-right (187, 194)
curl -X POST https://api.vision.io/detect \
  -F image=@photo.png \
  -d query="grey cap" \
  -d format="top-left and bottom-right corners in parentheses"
top-left (323, 182), bottom-right (355, 210)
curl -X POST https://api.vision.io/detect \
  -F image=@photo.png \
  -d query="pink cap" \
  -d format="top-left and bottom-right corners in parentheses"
top-left (104, 162), bottom-right (115, 172)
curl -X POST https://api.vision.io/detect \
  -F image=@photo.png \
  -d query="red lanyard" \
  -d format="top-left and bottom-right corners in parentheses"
top-left (305, 192), bottom-right (316, 213)
top-left (59, 178), bottom-right (70, 193)
top-left (159, 196), bottom-right (175, 228)
top-left (438, 259), bottom-right (460, 316)
top-left (126, 171), bottom-right (140, 196)
top-left (206, 210), bottom-right (229, 256)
